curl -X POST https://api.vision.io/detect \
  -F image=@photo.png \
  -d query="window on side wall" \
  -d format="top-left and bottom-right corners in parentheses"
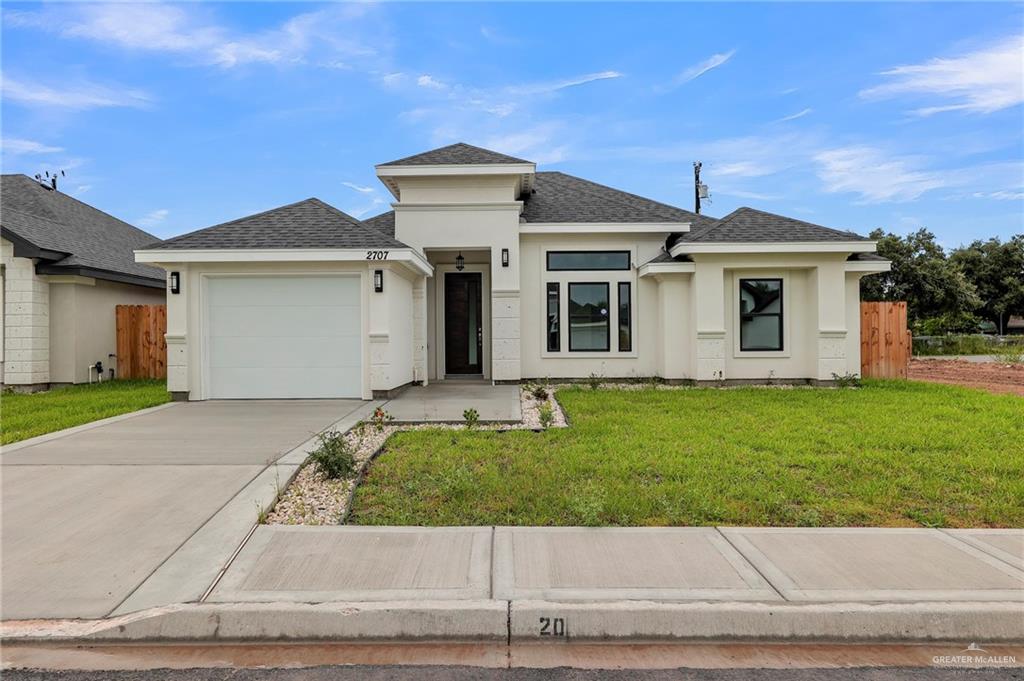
top-left (568, 282), bottom-right (610, 352)
top-left (739, 278), bottom-right (783, 351)
top-left (547, 251), bottom-right (630, 271)
top-left (546, 282), bottom-right (560, 352)
top-left (618, 282), bottom-right (631, 352)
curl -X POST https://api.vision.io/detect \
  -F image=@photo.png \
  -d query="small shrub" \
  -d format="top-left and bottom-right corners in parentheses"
top-left (463, 407), bottom-right (479, 429)
top-left (538, 403), bottom-right (554, 429)
top-left (831, 372), bottom-right (861, 388)
top-left (531, 383), bottom-right (549, 401)
top-left (308, 429), bottom-right (356, 480)
top-left (352, 420), bottom-right (367, 442)
top-left (996, 345), bottom-right (1024, 365)
top-left (587, 372), bottom-right (602, 390)
top-left (371, 407), bottom-right (393, 432)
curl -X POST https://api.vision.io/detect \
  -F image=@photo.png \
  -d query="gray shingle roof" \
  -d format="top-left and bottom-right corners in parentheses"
top-left (363, 210), bottom-right (395, 237)
top-left (379, 142), bottom-right (531, 167)
top-left (848, 252), bottom-right (888, 261)
top-left (675, 207), bottom-right (869, 244)
top-left (1, 174), bottom-right (165, 285)
top-left (522, 172), bottom-right (716, 226)
top-left (149, 198), bottom-right (408, 250)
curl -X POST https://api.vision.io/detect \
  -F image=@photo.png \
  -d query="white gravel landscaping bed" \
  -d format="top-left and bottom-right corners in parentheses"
top-left (265, 386), bottom-right (567, 526)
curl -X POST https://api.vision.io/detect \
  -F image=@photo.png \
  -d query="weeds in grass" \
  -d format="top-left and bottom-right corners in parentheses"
top-left (831, 372), bottom-right (861, 388)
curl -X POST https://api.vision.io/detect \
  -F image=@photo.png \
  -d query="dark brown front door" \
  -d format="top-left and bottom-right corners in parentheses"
top-left (444, 272), bottom-right (483, 375)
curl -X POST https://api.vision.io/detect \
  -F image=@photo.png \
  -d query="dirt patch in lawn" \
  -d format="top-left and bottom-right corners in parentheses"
top-left (909, 358), bottom-right (1024, 396)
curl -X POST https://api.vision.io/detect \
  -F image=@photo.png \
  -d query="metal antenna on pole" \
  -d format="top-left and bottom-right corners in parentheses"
top-left (694, 161), bottom-right (702, 214)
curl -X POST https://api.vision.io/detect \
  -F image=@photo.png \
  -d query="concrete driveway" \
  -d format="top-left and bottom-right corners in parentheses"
top-left (0, 400), bottom-right (366, 620)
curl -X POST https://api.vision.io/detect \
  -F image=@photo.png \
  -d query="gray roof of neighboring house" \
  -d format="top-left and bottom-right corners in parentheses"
top-left (674, 207), bottom-right (869, 244)
top-left (0, 174), bottom-right (165, 286)
top-left (363, 210), bottom-right (395, 237)
top-left (379, 142), bottom-right (532, 167)
top-left (522, 171), bottom-right (715, 225)
top-left (149, 198), bottom-right (408, 250)
top-left (848, 252), bottom-right (888, 261)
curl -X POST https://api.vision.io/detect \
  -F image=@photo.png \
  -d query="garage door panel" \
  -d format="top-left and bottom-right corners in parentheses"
top-left (208, 276), bottom-right (361, 307)
top-left (205, 276), bottom-right (362, 399)
top-left (210, 335), bottom-right (362, 370)
top-left (210, 368), bottom-right (361, 400)
top-left (208, 305), bottom-right (361, 338)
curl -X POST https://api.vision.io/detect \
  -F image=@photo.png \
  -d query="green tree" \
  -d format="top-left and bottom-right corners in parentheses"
top-left (860, 228), bottom-right (981, 332)
top-left (949, 235), bottom-right (1024, 334)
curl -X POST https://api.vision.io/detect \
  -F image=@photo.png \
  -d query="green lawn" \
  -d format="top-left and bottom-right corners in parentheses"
top-left (1, 380), bottom-right (171, 445)
top-left (350, 381), bottom-right (1024, 528)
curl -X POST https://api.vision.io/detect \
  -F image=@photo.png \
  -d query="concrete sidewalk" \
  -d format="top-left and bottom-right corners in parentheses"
top-left (5, 526), bottom-right (1021, 644)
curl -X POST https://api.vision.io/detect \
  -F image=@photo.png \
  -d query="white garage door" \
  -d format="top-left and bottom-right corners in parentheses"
top-left (206, 275), bottom-right (361, 399)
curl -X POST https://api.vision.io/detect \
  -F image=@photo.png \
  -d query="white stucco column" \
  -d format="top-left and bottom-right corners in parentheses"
top-left (656, 275), bottom-right (691, 381)
top-left (1, 239), bottom-right (50, 387)
top-left (490, 242), bottom-right (521, 382)
top-left (693, 262), bottom-right (726, 381)
top-left (812, 259), bottom-right (848, 381)
top-left (413, 274), bottom-right (428, 385)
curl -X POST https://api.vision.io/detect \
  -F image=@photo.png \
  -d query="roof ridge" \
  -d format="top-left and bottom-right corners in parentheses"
top-left (733, 206), bottom-right (862, 238)
top-left (306, 197), bottom-right (364, 226)
top-left (537, 171), bottom-right (705, 223)
top-left (159, 197), bottom-right (324, 245)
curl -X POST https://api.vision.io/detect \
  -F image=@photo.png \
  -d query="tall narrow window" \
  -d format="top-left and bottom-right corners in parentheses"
top-left (739, 278), bottom-right (783, 351)
top-left (546, 282), bottom-right (560, 352)
top-left (568, 282), bottom-right (610, 352)
top-left (618, 282), bottom-right (632, 352)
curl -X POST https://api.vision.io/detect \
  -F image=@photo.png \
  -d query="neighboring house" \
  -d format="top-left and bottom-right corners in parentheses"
top-left (136, 143), bottom-right (889, 401)
top-left (1, 175), bottom-right (166, 390)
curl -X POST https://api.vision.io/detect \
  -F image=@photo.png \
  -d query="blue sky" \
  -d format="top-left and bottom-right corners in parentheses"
top-left (2, 2), bottom-right (1022, 246)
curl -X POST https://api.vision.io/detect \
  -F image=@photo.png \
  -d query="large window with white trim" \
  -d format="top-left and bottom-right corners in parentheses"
top-left (739, 278), bottom-right (783, 351)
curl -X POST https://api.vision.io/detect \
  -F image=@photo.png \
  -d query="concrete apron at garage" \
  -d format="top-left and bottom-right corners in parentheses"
top-left (6, 526), bottom-right (1023, 645)
top-left (0, 399), bottom-right (381, 621)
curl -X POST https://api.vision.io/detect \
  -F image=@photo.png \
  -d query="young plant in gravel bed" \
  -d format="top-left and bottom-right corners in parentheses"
top-left (463, 407), bottom-right (480, 429)
top-left (308, 429), bottom-right (356, 480)
top-left (538, 402), bottom-right (554, 430)
top-left (371, 407), bottom-right (393, 432)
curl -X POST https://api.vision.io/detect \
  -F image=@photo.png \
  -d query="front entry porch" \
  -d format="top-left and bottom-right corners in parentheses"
top-left (383, 382), bottom-right (521, 424)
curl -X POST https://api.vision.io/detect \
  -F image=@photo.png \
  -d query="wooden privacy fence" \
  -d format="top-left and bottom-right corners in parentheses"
top-left (115, 305), bottom-right (167, 379)
top-left (860, 301), bottom-right (911, 379)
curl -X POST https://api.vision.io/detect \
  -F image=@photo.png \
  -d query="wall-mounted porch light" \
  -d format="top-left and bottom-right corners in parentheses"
top-left (501, 248), bottom-right (509, 267)
top-left (169, 271), bottom-right (180, 294)
top-left (373, 269), bottom-right (384, 292)
top-left (455, 252), bottom-right (465, 271)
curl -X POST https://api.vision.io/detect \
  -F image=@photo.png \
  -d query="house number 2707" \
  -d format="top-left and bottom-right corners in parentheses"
top-left (366, 250), bottom-right (390, 260)
top-left (539, 617), bottom-right (566, 636)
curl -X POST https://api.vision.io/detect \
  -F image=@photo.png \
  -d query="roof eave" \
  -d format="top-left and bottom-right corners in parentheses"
top-left (135, 247), bottom-right (433, 277)
top-left (669, 240), bottom-right (877, 256)
top-left (520, 222), bottom-right (691, 234)
top-left (35, 263), bottom-right (166, 289)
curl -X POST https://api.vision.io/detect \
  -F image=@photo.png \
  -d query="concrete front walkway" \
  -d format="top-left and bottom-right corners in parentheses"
top-left (384, 382), bottom-right (521, 423)
top-left (0, 400), bottom-right (375, 620)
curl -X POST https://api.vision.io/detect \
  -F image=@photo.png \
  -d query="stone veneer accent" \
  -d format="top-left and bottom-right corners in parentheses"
top-left (1, 238), bottom-right (50, 387)
top-left (491, 290), bottom-right (521, 381)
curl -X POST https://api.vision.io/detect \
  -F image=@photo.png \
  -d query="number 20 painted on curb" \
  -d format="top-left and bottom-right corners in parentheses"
top-left (539, 617), bottom-right (566, 636)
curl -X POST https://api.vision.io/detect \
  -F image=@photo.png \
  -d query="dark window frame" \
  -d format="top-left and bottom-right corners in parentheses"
top-left (739, 278), bottom-right (784, 352)
top-left (568, 281), bottom-right (611, 352)
top-left (546, 282), bottom-right (560, 352)
top-left (546, 250), bottom-right (631, 272)
top-left (618, 281), bottom-right (632, 352)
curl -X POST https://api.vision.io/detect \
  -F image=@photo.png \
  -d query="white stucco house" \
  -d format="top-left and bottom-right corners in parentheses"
top-left (135, 143), bottom-right (890, 401)
top-left (1, 174), bottom-right (166, 390)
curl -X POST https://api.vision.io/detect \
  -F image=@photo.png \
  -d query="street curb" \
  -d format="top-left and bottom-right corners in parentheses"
top-left (1, 601), bottom-right (508, 642)
top-left (0, 402), bottom-right (180, 454)
top-left (3, 600), bottom-right (1022, 644)
top-left (510, 600), bottom-right (1024, 643)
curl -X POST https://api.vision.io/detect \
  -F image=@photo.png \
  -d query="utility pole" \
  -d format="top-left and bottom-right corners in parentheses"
top-left (694, 161), bottom-right (702, 214)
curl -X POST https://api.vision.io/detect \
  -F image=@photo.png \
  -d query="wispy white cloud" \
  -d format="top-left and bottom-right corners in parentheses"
top-left (776, 108), bottom-right (813, 123)
top-left (417, 74), bottom-right (448, 90)
top-left (72, 185), bottom-right (92, 196)
top-left (814, 146), bottom-right (947, 202)
top-left (479, 25), bottom-right (516, 45)
top-left (508, 71), bottom-right (622, 96)
top-left (137, 208), bottom-right (169, 228)
top-left (717, 188), bottom-right (782, 201)
top-left (1, 75), bottom-right (152, 110)
top-left (6, 3), bottom-right (382, 70)
top-left (342, 181), bottom-right (374, 194)
top-left (860, 35), bottom-right (1024, 115)
top-left (668, 50), bottom-right (735, 88)
top-left (1, 138), bottom-right (64, 154)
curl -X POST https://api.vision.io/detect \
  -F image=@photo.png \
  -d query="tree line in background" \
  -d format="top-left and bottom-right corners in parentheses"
top-left (860, 230), bottom-right (1024, 335)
